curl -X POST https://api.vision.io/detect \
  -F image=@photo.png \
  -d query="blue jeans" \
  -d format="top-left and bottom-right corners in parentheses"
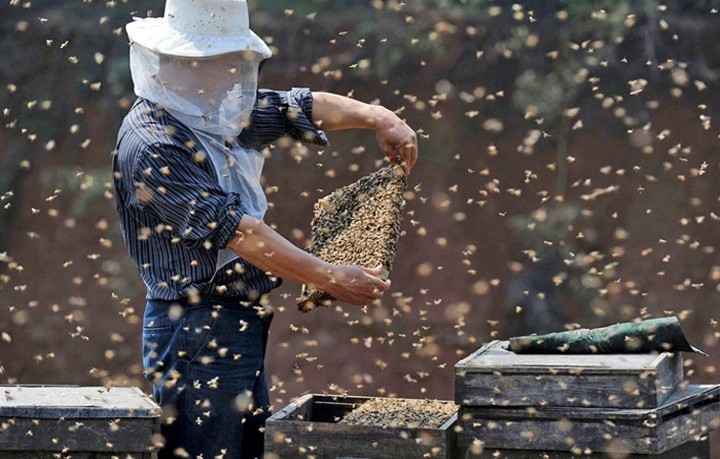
top-left (143, 296), bottom-right (273, 459)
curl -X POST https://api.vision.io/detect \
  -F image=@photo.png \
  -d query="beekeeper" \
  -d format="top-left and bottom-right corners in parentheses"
top-left (112, 0), bottom-right (418, 457)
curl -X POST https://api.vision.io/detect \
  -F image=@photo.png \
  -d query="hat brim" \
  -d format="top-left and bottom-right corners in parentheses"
top-left (126, 17), bottom-right (272, 59)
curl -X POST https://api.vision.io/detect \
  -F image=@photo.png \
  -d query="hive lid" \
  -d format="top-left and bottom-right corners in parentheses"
top-left (0, 386), bottom-right (162, 418)
top-left (456, 340), bottom-right (677, 374)
top-left (297, 165), bottom-right (407, 312)
top-left (455, 341), bottom-right (684, 408)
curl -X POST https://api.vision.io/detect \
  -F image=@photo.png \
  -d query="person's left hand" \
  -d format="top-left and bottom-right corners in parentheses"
top-left (375, 110), bottom-right (418, 175)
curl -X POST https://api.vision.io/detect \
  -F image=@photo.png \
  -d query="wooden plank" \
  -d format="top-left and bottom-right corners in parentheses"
top-left (266, 394), bottom-right (457, 459)
top-left (462, 384), bottom-right (720, 421)
top-left (457, 438), bottom-right (709, 458)
top-left (0, 386), bottom-right (161, 454)
top-left (269, 394), bottom-right (367, 423)
top-left (268, 420), bottom-right (455, 459)
top-left (272, 393), bottom-right (315, 422)
top-left (0, 386), bottom-right (161, 418)
top-left (455, 341), bottom-right (683, 408)
top-left (0, 417), bottom-right (158, 452)
top-left (0, 453), bottom-right (153, 459)
top-left (655, 352), bottom-right (685, 405)
top-left (457, 384), bottom-right (720, 455)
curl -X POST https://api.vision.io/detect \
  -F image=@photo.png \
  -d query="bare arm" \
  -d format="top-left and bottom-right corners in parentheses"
top-left (224, 92), bottom-right (417, 306)
top-left (311, 91), bottom-right (418, 174)
top-left (227, 215), bottom-right (390, 305)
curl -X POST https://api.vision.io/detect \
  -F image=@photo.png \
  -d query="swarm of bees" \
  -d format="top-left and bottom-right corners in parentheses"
top-left (340, 397), bottom-right (457, 429)
top-left (4, 2), bottom-right (720, 456)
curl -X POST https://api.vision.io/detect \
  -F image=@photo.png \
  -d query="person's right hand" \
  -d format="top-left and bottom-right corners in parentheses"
top-left (374, 109), bottom-right (418, 176)
top-left (322, 265), bottom-right (390, 305)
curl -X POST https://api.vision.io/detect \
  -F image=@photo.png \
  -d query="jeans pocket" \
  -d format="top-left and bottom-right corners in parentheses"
top-left (182, 306), bottom-right (219, 364)
top-left (142, 325), bottom-right (175, 385)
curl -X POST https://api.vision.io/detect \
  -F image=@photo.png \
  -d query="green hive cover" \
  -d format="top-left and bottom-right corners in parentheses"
top-left (507, 317), bottom-right (707, 355)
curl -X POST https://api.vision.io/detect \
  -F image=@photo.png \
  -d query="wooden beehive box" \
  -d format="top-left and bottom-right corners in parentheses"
top-left (456, 384), bottom-right (720, 457)
top-left (0, 386), bottom-right (161, 458)
top-left (265, 394), bottom-right (458, 459)
top-left (455, 340), bottom-right (683, 409)
top-left (458, 440), bottom-right (710, 458)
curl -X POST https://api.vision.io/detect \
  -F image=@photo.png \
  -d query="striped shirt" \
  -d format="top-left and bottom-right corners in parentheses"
top-left (113, 88), bottom-right (329, 301)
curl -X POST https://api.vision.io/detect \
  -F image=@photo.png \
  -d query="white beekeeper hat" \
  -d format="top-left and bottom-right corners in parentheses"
top-left (126, 0), bottom-right (272, 59)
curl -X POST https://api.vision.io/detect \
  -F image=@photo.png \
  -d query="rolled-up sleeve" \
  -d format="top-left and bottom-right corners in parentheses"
top-left (131, 143), bottom-right (246, 250)
top-left (238, 87), bottom-right (330, 149)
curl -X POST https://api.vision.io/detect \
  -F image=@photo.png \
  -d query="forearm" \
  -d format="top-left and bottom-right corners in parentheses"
top-left (311, 91), bottom-right (394, 131)
top-left (311, 91), bottom-right (418, 174)
top-left (227, 215), bottom-right (333, 290)
top-left (226, 215), bottom-right (390, 305)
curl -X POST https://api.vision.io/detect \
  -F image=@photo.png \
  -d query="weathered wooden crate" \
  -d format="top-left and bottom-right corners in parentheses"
top-left (456, 384), bottom-right (720, 457)
top-left (265, 394), bottom-right (458, 459)
top-left (458, 439), bottom-right (710, 458)
top-left (455, 340), bottom-right (683, 409)
top-left (0, 385), bottom-right (161, 458)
